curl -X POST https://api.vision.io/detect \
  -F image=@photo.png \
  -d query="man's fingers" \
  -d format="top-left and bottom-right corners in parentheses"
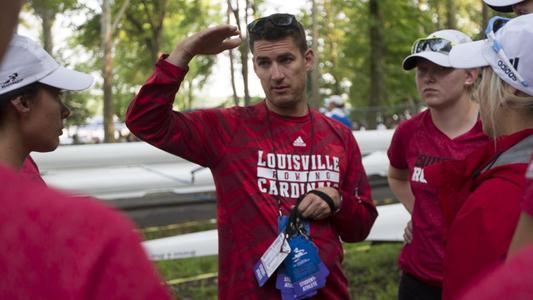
top-left (298, 194), bottom-right (330, 219)
top-left (202, 25), bottom-right (240, 41)
top-left (221, 36), bottom-right (242, 50)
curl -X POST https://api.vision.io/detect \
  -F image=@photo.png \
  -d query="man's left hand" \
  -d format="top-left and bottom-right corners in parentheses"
top-left (297, 187), bottom-right (341, 220)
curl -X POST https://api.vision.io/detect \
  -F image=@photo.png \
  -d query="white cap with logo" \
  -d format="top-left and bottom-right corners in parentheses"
top-left (449, 14), bottom-right (533, 96)
top-left (0, 34), bottom-right (93, 96)
top-left (402, 29), bottom-right (472, 70)
top-left (483, 0), bottom-right (523, 12)
top-left (325, 95), bottom-right (345, 106)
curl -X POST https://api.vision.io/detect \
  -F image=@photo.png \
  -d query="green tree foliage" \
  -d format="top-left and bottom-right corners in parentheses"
top-left (29, 0), bottom-right (497, 129)
top-left (26, 0), bottom-right (78, 53)
top-left (74, 0), bottom-right (223, 118)
top-left (301, 0), bottom-right (489, 128)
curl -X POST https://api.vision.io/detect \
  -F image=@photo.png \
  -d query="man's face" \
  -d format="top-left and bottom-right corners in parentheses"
top-left (513, 0), bottom-right (533, 15)
top-left (252, 36), bottom-right (313, 116)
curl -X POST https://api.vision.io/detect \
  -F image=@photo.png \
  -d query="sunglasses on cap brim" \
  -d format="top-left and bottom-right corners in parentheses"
top-left (247, 13), bottom-right (297, 34)
top-left (411, 37), bottom-right (454, 55)
top-left (485, 16), bottom-right (529, 88)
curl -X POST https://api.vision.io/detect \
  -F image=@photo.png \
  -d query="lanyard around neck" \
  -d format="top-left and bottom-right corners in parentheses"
top-left (264, 104), bottom-right (315, 216)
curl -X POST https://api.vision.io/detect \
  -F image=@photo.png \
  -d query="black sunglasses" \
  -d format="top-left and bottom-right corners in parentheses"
top-left (247, 13), bottom-right (297, 34)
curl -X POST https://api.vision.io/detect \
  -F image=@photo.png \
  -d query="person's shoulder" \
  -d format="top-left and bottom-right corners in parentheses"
top-left (2, 168), bottom-right (135, 237)
top-left (315, 111), bottom-right (357, 145)
top-left (225, 101), bottom-right (266, 120)
top-left (394, 110), bottom-right (427, 134)
top-left (316, 110), bottom-right (352, 132)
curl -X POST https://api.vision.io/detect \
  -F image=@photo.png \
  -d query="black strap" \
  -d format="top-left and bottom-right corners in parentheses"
top-left (308, 190), bottom-right (337, 214)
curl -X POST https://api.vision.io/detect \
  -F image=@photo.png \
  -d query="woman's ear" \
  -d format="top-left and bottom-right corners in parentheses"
top-left (464, 68), bottom-right (479, 86)
top-left (9, 95), bottom-right (31, 113)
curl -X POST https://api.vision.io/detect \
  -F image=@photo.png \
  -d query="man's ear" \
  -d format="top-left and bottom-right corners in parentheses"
top-left (9, 96), bottom-right (31, 113)
top-left (304, 48), bottom-right (314, 72)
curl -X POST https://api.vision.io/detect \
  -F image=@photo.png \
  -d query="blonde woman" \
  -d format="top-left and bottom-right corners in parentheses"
top-left (427, 14), bottom-right (533, 299)
top-left (387, 29), bottom-right (488, 300)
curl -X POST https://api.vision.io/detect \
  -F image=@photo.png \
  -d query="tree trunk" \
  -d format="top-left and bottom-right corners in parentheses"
top-left (34, 5), bottom-right (55, 55)
top-left (481, 1), bottom-right (489, 38)
top-left (446, 0), bottom-right (456, 29)
top-left (241, 0), bottom-right (251, 105)
top-left (310, 0), bottom-right (320, 109)
top-left (41, 9), bottom-right (54, 54)
top-left (227, 0), bottom-right (239, 106)
top-left (230, 0), bottom-right (250, 106)
top-left (368, 0), bottom-right (385, 129)
top-left (101, 0), bottom-right (115, 143)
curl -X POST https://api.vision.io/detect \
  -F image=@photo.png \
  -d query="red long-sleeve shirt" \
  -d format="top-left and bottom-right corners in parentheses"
top-left (0, 165), bottom-right (172, 300)
top-left (125, 57), bottom-right (377, 299)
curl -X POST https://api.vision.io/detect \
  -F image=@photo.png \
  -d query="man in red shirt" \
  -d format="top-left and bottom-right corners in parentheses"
top-left (387, 29), bottom-right (488, 299)
top-left (126, 13), bottom-right (377, 299)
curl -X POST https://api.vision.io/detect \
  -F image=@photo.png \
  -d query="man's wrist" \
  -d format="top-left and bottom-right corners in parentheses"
top-left (333, 195), bottom-right (342, 214)
top-left (166, 46), bottom-right (194, 69)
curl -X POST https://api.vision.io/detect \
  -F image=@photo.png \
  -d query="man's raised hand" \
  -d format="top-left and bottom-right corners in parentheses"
top-left (167, 25), bottom-right (241, 68)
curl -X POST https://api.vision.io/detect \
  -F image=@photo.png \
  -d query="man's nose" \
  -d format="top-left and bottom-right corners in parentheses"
top-left (271, 63), bottom-right (284, 81)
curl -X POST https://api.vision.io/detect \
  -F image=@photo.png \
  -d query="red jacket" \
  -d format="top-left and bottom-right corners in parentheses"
top-left (427, 129), bottom-right (533, 299)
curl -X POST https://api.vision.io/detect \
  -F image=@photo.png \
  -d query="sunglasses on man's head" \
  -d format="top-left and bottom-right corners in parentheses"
top-left (247, 13), bottom-right (297, 34)
top-left (485, 16), bottom-right (528, 88)
top-left (411, 37), bottom-right (454, 55)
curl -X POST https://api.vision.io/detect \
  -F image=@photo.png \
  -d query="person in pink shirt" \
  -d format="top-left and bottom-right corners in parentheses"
top-left (387, 29), bottom-right (488, 299)
top-left (0, 35), bottom-right (173, 300)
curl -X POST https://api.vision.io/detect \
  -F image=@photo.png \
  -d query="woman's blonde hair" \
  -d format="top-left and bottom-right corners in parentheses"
top-left (478, 67), bottom-right (533, 138)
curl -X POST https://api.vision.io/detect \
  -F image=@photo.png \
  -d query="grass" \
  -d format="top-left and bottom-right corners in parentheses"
top-left (154, 241), bottom-right (402, 299)
top-left (343, 242), bottom-right (402, 299)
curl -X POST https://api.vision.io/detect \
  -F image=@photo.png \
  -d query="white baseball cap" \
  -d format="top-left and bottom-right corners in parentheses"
top-left (483, 0), bottom-right (522, 12)
top-left (0, 34), bottom-right (93, 96)
top-left (326, 95), bottom-right (345, 106)
top-left (449, 14), bottom-right (533, 96)
top-left (402, 29), bottom-right (472, 70)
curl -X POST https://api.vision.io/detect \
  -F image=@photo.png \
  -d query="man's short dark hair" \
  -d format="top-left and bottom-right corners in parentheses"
top-left (248, 14), bottom-right (308, 54)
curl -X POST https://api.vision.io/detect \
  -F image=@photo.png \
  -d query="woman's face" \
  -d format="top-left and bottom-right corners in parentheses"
top-left (415, 58), bottom-right (475, 110)
top-left (23, 85), bottom-right (70, 152)
top-left (513, 0), bottom-right (533, 15)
